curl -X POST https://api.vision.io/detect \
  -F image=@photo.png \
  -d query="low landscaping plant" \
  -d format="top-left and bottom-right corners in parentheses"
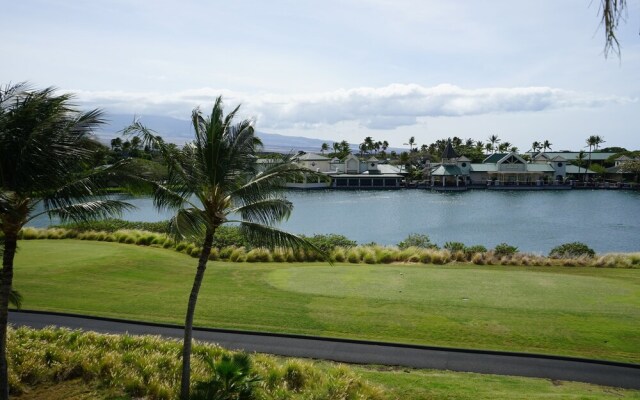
top-left (7, 326), bottom-right (384, 399)
top-left (397, 233), bottom-right (438, 250)
top-left (493, 243), bottom-right (518, 257)
top-left (300, 233), bottom-right (357, 252)
top-left (549, 242), bottom-right (596, 258)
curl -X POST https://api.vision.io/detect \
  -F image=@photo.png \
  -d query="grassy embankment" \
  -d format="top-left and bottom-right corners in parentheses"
top-left (12, 240), bottom-right (640, 363)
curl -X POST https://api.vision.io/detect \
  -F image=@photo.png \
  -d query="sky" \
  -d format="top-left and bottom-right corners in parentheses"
top-left (3, 0), bottom-right (639, 151)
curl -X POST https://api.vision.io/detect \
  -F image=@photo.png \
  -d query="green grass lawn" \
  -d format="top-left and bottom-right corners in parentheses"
top-left (12, 240), bottom-right (640, 363)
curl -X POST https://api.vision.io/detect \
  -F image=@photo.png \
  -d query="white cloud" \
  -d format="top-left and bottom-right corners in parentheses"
top-left (71, 84), bottom-right (634, 131)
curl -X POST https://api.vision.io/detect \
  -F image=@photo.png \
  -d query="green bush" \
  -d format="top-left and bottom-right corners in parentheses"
top-left (444, 242), bottom-right (466, 252)
top-left (300, 234), bottom-right (356, 252)
top-left (465, 245), bottom-right (488, 256)
top-left (493, 243), bottom-right (518, 257)
top-left (398, 234), bottom-right (438, 250)
top-left (549, 242), bottom-right (596, 258)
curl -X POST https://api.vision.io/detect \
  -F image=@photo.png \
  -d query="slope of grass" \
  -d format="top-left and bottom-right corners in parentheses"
top-left (12, 240), bottom-right (640, 362)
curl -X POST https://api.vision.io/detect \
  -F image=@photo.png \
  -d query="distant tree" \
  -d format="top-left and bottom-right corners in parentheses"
top-left (110, 137), bottom-right (122, 151)
top-left (498, 142), bottom-right (511, 153)
top-left (488, 134), bottom-right (500, 153)
top-left (320, 142), bottom-right (329, 155)
top-left (542, 140), bottom-right (552, 152)
top-left (619, 160), bottom-right (640, 182)
top-left (586, 135), bottom-right (605, 172)
top-left (531, 141), bottom-right (542, 156)
top-left (406, 136), bottom-right (416, 152)
top-left (484, 142), bottom-right (493, 155)
top-left (575, 150), bottom-right (588, 182)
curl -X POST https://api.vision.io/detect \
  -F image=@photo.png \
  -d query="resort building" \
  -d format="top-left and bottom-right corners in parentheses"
top-left (283, 152), bottom-right (406, 189)
top-left (429, 141), bottom-right (596, 190)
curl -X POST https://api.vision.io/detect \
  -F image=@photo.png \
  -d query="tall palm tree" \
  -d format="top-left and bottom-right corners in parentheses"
top-left (488, 134), bottom-right (500, 153)
top-left (542, 140), bottom-right (552, 152)
top-left (320, 142), bottom-right (329, 155)
top-left (0, 83), bottom-right (133, 400)
top-left (586, 135), bottom-right (598, 175)
top-left (576, 150), bottom-right (587, 182)
top-left (125, 96), bottom-right (325, 400)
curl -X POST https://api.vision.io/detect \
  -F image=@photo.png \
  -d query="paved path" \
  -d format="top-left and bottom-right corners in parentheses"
top-left (9, 310), bottom-right (640, 390)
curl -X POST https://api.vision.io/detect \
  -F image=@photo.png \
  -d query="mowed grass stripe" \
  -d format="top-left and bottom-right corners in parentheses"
top-left (12, 240), bottom-right (640, 363)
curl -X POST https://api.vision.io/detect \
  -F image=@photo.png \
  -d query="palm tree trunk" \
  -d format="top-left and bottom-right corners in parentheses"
top-left (0, 231), bottom-right (18, 400)
top-left (180, 230), bottom-right (214, 400)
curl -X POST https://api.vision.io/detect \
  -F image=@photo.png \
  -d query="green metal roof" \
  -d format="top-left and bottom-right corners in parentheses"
top-left (431, 165), bottom-right (463, 176)
top-left (483, 153), bottom-right (509, 163)
top-left (526, 152), bottom-right (616, 161)
top-left (565, 165), bottom-right (596, 174)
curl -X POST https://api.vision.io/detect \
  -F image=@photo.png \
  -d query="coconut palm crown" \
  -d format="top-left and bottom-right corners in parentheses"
top-left (0, 82), bottom-right (135, 400)
top-left (124, 96), bottom-right (327, 400)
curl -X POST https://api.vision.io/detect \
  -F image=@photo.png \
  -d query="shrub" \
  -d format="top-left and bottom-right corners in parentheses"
top-left (444, 241), bottom-right (466, 252)
top-left (549, 242), bottom-right (596, 258)
top-left (465, 245), bottom-right (487, 258)
top-left (301, 234), bottom-right (357, 252)
top-left (397, 233), bottom-right (438, 250)
top-left (493, 243), bottom-right (518, 257)
top-left (214, 226), bottom-right (250, 249)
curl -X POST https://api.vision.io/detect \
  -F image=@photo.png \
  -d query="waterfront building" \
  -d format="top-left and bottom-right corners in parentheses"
top-left (429, 141), bottom-right (596, 190)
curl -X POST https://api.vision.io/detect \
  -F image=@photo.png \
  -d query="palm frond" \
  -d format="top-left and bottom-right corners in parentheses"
top-left (230, 197), bottom-right (293, 226)
top-left (228, 220), bottom-right (329, 262)
top-left (41, 200), bottom-right (134, 223)
top-left (169, 207), bottom-right (208, 242)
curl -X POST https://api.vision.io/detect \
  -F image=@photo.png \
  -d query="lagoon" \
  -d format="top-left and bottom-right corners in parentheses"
top-left (30, 190), bottom-right (640, 254)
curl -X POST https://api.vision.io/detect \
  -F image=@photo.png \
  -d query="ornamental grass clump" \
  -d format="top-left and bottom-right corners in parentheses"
top-left (373, 246), bottom-right (397, 264)
top-left (246, 248), bottom-right (273, 263)
top-left (330, 247), bottom-right (347, 262)
top-left (229, 247), bottom-right (248, 262)
top-left (346, 247), bottom-right (361, 263)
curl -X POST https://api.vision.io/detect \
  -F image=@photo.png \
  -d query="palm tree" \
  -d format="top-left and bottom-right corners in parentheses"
top-left (0, 83), bottom-right (133, 400)
top-left (320, 142), bottom-right (329, 155)
top-left (406, 136), bottom-right (416, 152)
top-left (125, 96), bottom-right (325, 400)
top-left (488, 134), bottom-right (500, 153)
top-left (576, 150), bottom-right (587, 182)
top-left (542, 140), bottom-right (552, 152)
top-left (484, 142), bottom-right (493, 155)
top-left (586, 135), bottom-right (598, 176)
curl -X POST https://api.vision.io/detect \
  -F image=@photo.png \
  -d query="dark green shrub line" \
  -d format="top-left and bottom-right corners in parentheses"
top-left (7, 326), bottom-right (384, 399)
top-left (16, 227), bottom-right (640, 268)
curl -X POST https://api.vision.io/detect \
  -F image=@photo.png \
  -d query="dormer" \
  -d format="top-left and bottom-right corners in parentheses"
top-left (550, 155), bottom-right (567, 176)
top-left (367, 156), bottom-right (380, 173)
top-left (344, 154), bottom-right (359, 174)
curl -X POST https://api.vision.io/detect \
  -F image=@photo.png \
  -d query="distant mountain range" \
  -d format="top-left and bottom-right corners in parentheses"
top-left (97, 114), bottom-right (351, 153)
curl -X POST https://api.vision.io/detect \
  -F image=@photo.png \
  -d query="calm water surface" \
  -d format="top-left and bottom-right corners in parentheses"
top-left (30, 190), bottom-right (640, 253)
